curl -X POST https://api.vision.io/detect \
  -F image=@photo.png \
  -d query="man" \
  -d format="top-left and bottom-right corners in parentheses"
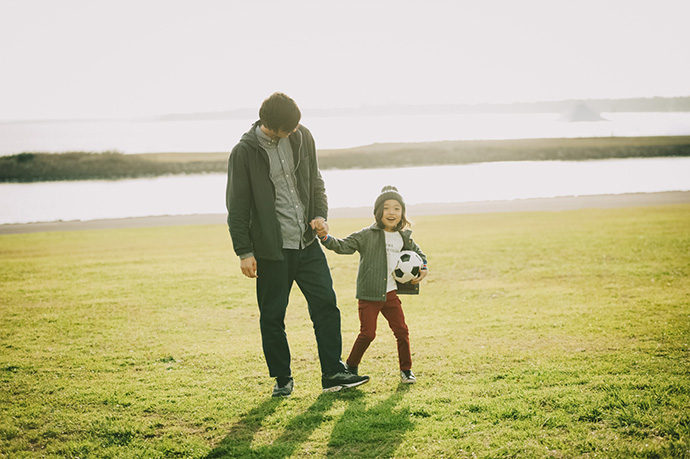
top-left (226, 92), bottom-right (370, 397)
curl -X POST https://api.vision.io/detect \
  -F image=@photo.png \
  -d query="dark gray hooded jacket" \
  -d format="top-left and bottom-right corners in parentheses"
top-left (226, 122), bottom-right (328, 260)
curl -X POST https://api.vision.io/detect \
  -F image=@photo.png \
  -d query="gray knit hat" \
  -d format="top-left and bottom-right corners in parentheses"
top-left (374, 185), bottom-right (405, 215)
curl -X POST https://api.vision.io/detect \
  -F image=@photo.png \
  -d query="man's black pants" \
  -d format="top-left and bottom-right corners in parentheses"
top-left (256, 242), bottom-right (344, 378)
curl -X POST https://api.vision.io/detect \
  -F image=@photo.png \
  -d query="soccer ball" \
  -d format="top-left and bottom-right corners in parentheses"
top-left (393, 250), bottom-right (424, 283)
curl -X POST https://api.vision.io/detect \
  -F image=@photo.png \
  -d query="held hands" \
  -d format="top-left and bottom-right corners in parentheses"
top-left (310, 218), bottom-right (329, 239)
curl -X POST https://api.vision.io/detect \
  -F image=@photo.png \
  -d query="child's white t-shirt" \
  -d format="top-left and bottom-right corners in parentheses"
top-left (384, 230), bottom-right (403, 292)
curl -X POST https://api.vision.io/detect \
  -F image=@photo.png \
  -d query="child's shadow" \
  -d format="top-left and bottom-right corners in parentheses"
top-left (205, 385), bottom-right (414, 459)
top-left (327, 384), bottom-right (414, 458)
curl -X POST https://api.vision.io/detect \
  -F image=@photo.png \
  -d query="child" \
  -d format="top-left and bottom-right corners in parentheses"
top-left (315, 186), bottom-right (427, 384)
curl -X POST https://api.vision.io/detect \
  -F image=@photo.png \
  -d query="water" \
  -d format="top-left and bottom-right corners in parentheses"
top-left (1, 158), bottom-right (689, 225)
top-left (1, 112), bottom-right (689, 155)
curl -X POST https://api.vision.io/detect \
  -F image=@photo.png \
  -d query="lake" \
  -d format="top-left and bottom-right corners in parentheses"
top-left (1, 112), bottom-right (689, 155)
top-left (1, 158), bottom-right (689, 225)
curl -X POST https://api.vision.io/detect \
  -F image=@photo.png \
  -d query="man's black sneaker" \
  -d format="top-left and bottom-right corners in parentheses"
top-left (344, 363), bottom-right (358, 375)
top-left (272, 377), bottom-right (294, 397)
top-left (322, 371), bottom-right (369, 392)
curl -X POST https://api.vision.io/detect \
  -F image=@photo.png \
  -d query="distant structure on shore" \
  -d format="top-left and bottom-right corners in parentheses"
top-left (559, 103), bottom-right (608, 122)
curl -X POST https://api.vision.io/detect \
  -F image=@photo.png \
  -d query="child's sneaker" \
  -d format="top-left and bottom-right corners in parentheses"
top-left (400, 370), bottom-right (416, 384)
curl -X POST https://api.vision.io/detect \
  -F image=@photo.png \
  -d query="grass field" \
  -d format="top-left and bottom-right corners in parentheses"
top-left (1, 205), bottom-right (689, 458)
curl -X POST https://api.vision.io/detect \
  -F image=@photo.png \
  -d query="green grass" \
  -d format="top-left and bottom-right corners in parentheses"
top-left (1, 205), bottom-right (689, 458)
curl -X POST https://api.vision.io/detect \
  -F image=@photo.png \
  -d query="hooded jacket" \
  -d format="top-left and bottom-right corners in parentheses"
top-left (226, 122), bottom-right (328, 260)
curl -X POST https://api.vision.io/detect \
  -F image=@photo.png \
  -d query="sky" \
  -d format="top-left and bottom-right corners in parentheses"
top-left (1, 0), bottom-right (689, 121)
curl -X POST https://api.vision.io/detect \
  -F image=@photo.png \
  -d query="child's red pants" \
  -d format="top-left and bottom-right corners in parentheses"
top-left (346, 290), bottom-right (412, 371)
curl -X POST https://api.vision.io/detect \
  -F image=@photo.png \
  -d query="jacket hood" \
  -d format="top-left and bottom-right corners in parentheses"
top-left (238, 120), bottom-right (262, 149)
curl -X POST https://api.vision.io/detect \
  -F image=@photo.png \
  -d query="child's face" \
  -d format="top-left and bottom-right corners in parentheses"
top-left (381, 199), bottom-right (402, 231)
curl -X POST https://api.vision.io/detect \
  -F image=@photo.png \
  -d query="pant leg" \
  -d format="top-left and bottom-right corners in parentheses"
top-left (347, 298), bottom-right (384, 368)
top-left (294, 242), bottom-right (345, 376)
top-left (380, 291), bottom-right (412, 371)
top-left (256, 251), bottom-right (296, 378)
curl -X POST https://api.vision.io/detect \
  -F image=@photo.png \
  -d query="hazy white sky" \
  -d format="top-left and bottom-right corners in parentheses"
top-left (1, 0), bottom-right (689, 120)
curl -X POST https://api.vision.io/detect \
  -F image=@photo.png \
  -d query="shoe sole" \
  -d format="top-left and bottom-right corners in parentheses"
top-left (322, 377), bottom-right (370, 393)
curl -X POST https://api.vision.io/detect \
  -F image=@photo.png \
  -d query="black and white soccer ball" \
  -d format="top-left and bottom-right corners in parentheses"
top-left (393, 250), bottom-right (424, 283)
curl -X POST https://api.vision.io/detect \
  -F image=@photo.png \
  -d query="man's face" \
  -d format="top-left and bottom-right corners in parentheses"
top-left (269, 125), bottom-right (299, 139)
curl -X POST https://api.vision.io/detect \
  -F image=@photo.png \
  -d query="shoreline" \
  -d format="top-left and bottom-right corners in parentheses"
top-left (3, 135), bottom-right (690, 182)
top-left (2, 191), bottom-right (688, 235)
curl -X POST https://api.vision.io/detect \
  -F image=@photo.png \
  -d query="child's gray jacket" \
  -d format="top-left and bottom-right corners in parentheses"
top-left (321, 224), bottom-right (427, 302)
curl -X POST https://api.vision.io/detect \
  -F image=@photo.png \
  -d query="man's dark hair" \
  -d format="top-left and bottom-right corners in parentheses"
top-left (259, 92), bottom-right (301, 133)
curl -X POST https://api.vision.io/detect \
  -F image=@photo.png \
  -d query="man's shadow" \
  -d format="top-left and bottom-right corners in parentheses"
top-left (206, 385), bottom-right (414, 459)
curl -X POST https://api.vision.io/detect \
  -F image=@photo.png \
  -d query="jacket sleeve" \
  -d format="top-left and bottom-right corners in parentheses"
top-left (226, 146), bottom-right (253, 257)
top-left (313, 166), bottom-right (328, 220)
top-left (321, 229), bottom-right (364, 255)
top-left (304, 126), bottom-right (329, 220)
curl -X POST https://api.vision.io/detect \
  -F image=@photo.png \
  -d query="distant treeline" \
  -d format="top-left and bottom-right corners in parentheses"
top-left (0, 152), bottom-right (227, 182)
top-left (317, 136), bottom-right (690, 169)
top-left (1, 136), bottom-right (689, 182)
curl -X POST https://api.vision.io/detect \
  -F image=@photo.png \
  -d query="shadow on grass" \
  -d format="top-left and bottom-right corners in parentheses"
top-left (206, 385), bottom-right (414, 459)
top-left (327, 384), bottom-right (414, 458)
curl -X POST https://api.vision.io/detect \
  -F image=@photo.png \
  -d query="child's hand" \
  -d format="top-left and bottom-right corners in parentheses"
top-left (310, 218), bottom-right (329, 238)
top-left (310, 218), bottom-right (325, 232)
top-left (316, 221), bottom-right (329, 238)
top-left (410, 268), bottom-right (428, 284)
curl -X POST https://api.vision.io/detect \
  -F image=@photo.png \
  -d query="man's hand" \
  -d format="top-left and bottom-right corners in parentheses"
top-left (240, 256), bottom-right (258, 278)
top-left (310, 218), bottom-right (329, 238)
top-left (410, 269), bottom-right (428, 285)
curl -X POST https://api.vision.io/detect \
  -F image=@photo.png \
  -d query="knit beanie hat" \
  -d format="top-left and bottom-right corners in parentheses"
top-left (374, 185), bottom-right (405, 215)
